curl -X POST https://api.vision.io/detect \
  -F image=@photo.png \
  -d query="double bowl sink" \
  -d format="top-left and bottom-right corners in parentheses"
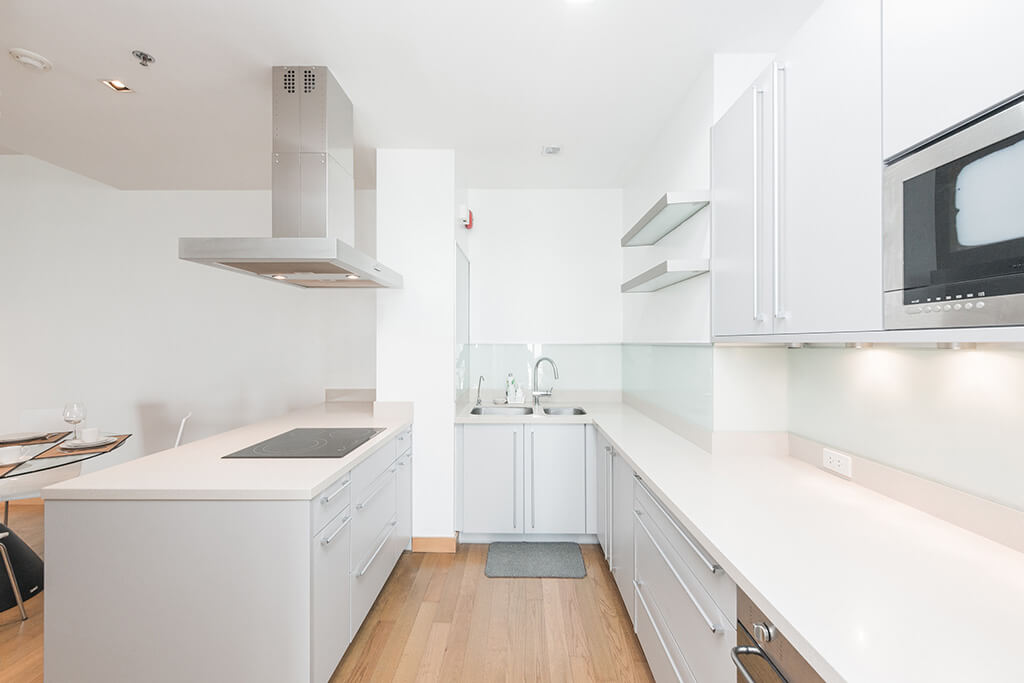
top-left (469, 406), bottom-right (587, 416)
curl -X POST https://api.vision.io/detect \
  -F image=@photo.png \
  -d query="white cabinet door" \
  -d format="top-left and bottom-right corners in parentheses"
top-left (525, 425), bottom-right (586, 534)
top-left (883, 0), bottom-right (1024, 159)
top-left (312, 510), bottom-right (352, 683)
top-left (396, 450), bottom-right (412, 551)
top-left (596, 433), bottom-right (610, 557)
top-left (610, 452), bottom-right (635, 624)
top-left (462, 425), bottom-right (523, 534)
top-left (711, 68), bottom-right (774, 337)
top-left (774, 0), bottom-right (883, 334)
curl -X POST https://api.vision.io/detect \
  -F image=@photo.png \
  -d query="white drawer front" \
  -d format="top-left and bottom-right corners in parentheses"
top-left (352, 437), bottom-right (399, 501)
top-left (350, 516), bottom-right (398, 629)
top-left (635, 510), bottom-right (735, 683)
top-left (351, 468), bottom-right (398, 566)
top-left (312, 508), bottom-right (352, 683)
top-left (635, 581), bottom-right (695, 683)
top-left (634, 476), bottom-right (736, 619)
top-left (312, 474), bottom-right (351, 536)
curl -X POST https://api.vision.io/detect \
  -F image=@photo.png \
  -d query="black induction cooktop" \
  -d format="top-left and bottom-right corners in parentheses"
top-left (222, 427), bottom-right (385, 459)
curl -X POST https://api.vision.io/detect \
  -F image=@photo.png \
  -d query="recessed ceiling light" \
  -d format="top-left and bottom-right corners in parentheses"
top-left (345, 274), bottom-right (359, 280)
top-left (271, 274), bottom-right (288, 280)
top-left (100, 79), bottom-right (134, 93)
top-left (541, 146), bottom-right (561, 156)
top-left (9, 48), bottom-right (52, 71)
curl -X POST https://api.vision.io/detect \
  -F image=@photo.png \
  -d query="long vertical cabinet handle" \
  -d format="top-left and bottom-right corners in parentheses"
top-left (752, 85), bottom-right (765, 323)
top-left (512, 431), bottom-right (518, 529)
top-left (772, 63), bottom-right (789, 321)
top-left (530, 431), bottom-right (536, 529)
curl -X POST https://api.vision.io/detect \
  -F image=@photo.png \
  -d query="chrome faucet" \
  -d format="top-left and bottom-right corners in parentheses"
top-left (476, 376), bottom-right (485, 407)
top-left (532, 357), bottom-right (559, 407)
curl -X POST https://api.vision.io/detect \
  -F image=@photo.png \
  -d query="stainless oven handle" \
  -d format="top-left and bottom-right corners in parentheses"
top-left (732, 645), bottom-right (789, 683)
top-left (752, 85), bottom-right (765, 323)
top-left (772, 63), bottom-right (789, 321)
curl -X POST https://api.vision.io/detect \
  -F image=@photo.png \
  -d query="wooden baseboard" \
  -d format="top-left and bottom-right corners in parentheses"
top-left (411, 536), bottom-right (457, 553)
top-left (8, 497), bottom-right (44, 507)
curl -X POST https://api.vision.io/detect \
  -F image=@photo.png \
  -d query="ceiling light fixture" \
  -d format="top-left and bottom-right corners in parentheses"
top-left (345, 274), bottom-right (359, 280)
top-left (131, 50), bottom-right (156, 67)
top-left (8, 48), bottom-right (52, 71)
top-left (271, 274), bottom-right (288, 280)
top-left (100, 79), bottom-right (134, 93)
top-left (541, 146), bottom-right (561, 156)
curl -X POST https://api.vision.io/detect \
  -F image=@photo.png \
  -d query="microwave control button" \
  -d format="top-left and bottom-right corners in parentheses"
top-left (965, 302), bottom-right (974, 310)
top-left (943, 304), bottom-right (952, 311)
top-left (908, 307), bottom-right (922, 315)
top-left (976, 300), bottom-right (986, 309)
top-left (953, 303), bottom-right (962, 311)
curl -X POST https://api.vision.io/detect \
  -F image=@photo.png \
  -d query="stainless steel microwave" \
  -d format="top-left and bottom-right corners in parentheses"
top-left (884, 95), bottom-right (1024, 329)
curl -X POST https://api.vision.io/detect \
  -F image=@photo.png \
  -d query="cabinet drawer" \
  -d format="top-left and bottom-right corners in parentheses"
top-left (352, 467), bottom-right (398, 567)
top-left (312, 508), bottom-right (352, 683)
top-left (634, 580), bottom-right (695, 683)
top-left (635, 510), bottom-right (735, 683)
top-left (352, 437), bottom-right (399, 501)
top-left (312, 474), bottom-right (351, 536)
top-left (350, 515), bottom-right (398, 630)
top-left (395, 429), bottom-right (412, 456)
top-left (634, 476), bottom-right (735, 618)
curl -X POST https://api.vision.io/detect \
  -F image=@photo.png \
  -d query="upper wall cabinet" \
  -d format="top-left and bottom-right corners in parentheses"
top-left (711, 0), bottom-right (883, 338)
top-left (883, 0), bottom-right (1024, 159)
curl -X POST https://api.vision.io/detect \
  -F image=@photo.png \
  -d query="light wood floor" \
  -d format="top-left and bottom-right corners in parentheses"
top-left (0, 502), bottom-right (44, 683)
top-left (333, 543), bottom-right (653, 683)
top-left (0, 508), bottom-right (651, 683)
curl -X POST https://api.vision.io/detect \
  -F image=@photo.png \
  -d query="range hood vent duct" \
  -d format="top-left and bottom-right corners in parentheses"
top-left (179, 66), bottom-right (402, 289)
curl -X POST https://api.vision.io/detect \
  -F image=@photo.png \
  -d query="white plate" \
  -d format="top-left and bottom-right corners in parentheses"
top-left (59, 436), bottom-right (118, 450)
top-left (0, 431), bottom-right (48, 444)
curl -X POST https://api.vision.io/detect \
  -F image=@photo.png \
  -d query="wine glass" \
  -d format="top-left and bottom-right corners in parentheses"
top-left (63, 402), bottom-right (87, 441)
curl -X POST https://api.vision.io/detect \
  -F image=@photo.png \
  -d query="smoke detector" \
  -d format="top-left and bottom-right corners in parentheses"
top-left (9, 48), bottom-right (52, 71)
top-left (541, 146), bottom-right (561, 156)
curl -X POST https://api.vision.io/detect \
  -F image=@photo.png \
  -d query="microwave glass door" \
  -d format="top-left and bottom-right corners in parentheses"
top-left (902, 130), bottom-right (1024, 303)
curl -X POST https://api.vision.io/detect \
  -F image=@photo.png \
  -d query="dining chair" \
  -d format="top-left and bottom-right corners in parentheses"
top-left (0, 530), bottom-right (27, 620)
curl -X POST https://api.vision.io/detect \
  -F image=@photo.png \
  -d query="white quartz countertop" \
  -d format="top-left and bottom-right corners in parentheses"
top-left (464, 401), bottom-right (1024, 683)
top-left (42, 402), bottom-right (412, 501)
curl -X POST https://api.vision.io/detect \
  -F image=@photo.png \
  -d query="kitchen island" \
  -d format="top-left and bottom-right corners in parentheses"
top-left (42, 400), bottom-right (413, 683)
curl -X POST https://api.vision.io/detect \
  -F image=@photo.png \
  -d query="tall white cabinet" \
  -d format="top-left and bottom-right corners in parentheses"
top-left (711, 0), bottom-right (883, 337)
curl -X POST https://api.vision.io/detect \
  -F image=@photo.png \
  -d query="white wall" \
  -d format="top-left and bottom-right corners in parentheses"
top-left (464, 189), bottom-right (622, 344)
top-left (0, 155), bottom-right (375, 466)
top-left (789, 347), bottom-right (1024, 511)
top-left (375, 149), bottom-right (457, 539)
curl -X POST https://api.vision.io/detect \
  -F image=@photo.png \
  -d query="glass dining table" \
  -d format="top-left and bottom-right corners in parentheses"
top-left (0, 432), bottom-right (132, 480)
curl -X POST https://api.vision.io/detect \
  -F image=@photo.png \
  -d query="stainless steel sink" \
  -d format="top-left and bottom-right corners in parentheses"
top-left (542, 407), bottom-right (587, 416)
top-left (469, 406), bottom-right (535, 416)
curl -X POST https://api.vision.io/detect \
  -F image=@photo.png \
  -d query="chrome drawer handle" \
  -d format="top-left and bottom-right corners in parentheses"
top-left (356, 520), bottom-right (397, 577)
top-left (635, 510), bottom-right (718, 634)
top-left (321, 516), bottom-right (351, 546)
top-left (320, 478), bottom-right (351, 505)
top-left (732, 645), bottom-right (789, 683)
top-left (634, 475), bottom-right (721, 574)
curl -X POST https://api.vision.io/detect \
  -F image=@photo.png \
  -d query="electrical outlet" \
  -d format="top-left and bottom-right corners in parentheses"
top-left (822, 448), bottom-right (853, 479)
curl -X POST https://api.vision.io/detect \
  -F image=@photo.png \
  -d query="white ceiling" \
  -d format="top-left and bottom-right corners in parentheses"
top-left (0, 0), bottom-right (818, 190)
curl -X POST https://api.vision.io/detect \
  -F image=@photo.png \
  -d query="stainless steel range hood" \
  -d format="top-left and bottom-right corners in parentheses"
top-left (179, 66), bottom-right (402, 289)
